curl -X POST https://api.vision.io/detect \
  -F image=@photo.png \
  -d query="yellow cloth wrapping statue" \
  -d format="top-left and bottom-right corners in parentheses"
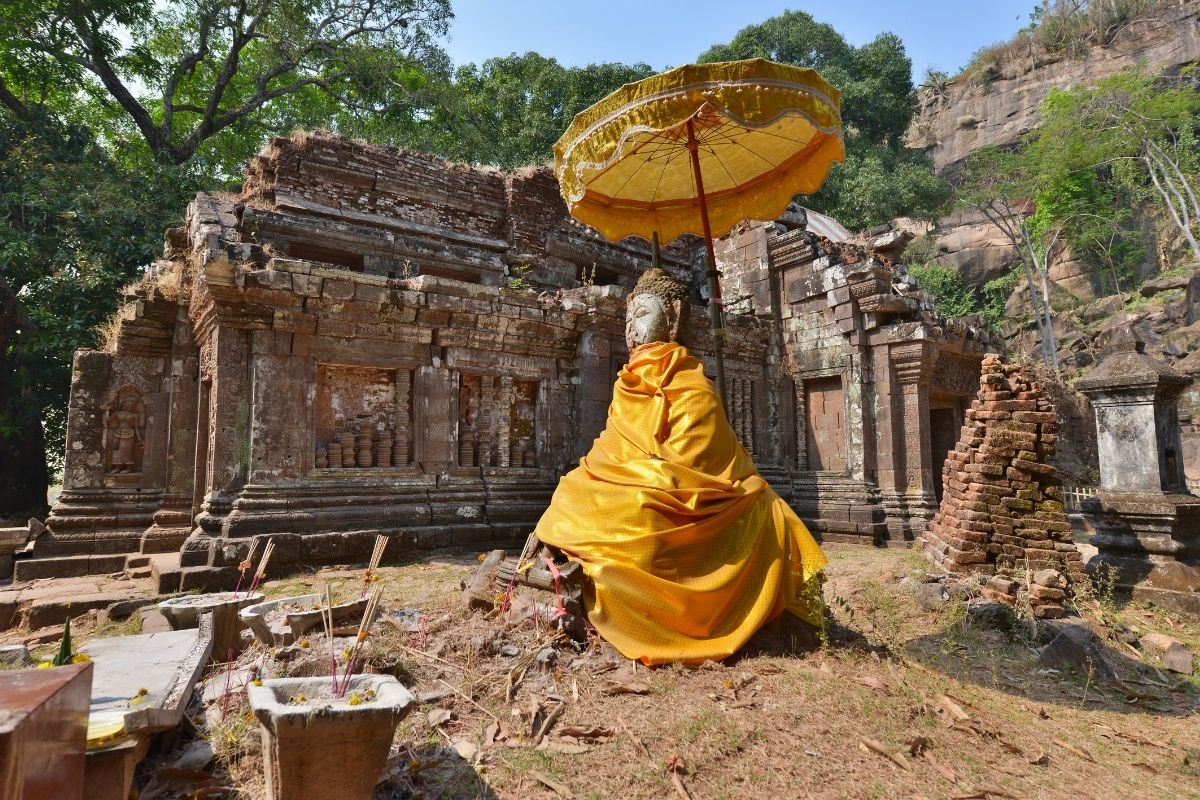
top-left (534, 271), bottom-right (827, 664)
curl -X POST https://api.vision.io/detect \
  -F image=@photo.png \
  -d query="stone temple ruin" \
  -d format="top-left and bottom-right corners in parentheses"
top-left (20, 131), bottom-right (1002, 588)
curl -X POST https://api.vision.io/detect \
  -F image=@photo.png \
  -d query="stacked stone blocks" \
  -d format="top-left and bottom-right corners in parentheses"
top-left (924, 355), bottom-right (1082, 594)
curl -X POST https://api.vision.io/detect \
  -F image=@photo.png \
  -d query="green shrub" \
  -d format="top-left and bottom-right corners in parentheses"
top-left (908, 263), bottom-right (981, 318)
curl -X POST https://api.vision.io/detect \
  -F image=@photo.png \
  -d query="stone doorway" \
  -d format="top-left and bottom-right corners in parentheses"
top-left (805, 376), bottom-right (846, 472)
top-left (929, 405), bottom-right (959, 502)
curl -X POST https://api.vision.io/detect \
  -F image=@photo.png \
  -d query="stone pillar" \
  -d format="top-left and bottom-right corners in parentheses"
top-left (1077, 337), bottom-right (1200, 612)
top-left (193, 326), bottom-right (251, 538)
top-left (886, 339), bottom-right (938, 543)
top-left (498, 376), bottom-right (513, 468)
top-left (144, 308), bottom-right (199, 553)
top-left (573, 328), bottom-right (615, 464)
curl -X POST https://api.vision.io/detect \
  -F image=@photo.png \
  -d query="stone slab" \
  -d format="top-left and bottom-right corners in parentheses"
top-left (27, 592), bottom-right (143, 631)
top-left (80, 614), bottom-right (213, 737)
top-left (13, 555), bottom-right (127, 582)
top-left (0, 661), bottom-right (92, 800)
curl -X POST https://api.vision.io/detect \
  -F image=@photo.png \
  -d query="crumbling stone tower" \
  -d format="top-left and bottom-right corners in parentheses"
top-left (922, 355), bottom-right (1082, 583)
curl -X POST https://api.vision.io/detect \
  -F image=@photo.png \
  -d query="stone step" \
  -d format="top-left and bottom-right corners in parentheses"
top-left (149, 553), bottom-right (183, 594)
top-left (27, 590), bottom-right (147, 630)
top-left (124, 553), bottom-right (152, 580)
top-left (12, 554), bottom-right (127, 582)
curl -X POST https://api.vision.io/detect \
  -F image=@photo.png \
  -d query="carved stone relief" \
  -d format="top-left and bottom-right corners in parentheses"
top-left (104, 387), bottom-right (146, 474)
top-left (931, 353), bottom-right (982, 396)
top-left (457, 373), bottom-right (538, 469)
top-left (726, 376), bottom-right (758, 459)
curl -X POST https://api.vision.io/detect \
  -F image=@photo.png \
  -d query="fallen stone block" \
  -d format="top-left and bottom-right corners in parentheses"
top-left (1139, 633), bottom-right (1195, 675)
top-left (0, 643), bottom-right (30, 666)
top-left (1038, 627), bottom-right (1116, 682)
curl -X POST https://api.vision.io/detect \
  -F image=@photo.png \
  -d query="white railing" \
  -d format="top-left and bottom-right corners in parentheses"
top-left (1062, 484), bottom-right (1097, 513)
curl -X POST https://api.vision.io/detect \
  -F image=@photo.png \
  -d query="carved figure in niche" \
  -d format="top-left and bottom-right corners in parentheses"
top-left (458, 376), bottom-right (481, 467)
top-left (532, 268), bottom-right (828, 664)
top-left (105, 390), bottom-right (145, 473)
top-left (510, 380), bottom-right (538, 468)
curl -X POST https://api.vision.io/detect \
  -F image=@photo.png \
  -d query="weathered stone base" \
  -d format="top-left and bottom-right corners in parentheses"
top-left (792, 474), bottom-right (888, 545)
top-left (1083, 491), bottom-right (1200, 613)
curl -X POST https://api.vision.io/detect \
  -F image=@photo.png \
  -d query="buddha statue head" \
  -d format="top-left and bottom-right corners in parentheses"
top-left (626, 268), bottom-right (689, 350)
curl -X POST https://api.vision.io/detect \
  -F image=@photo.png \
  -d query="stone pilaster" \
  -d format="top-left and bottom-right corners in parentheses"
top-left (885, 339), bottom-right (939, 543)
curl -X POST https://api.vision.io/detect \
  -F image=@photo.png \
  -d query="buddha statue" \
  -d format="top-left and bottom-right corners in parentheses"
top-left (534, 268), bottom-right (827, 665)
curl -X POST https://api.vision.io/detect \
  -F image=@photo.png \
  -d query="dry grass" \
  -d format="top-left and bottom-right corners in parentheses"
top-left (92, 259), bottom-right (194, 352)
top-left (957, 0), bottom-right (1178, 85)
top-left (141, 545), bottom-right (1200, 799)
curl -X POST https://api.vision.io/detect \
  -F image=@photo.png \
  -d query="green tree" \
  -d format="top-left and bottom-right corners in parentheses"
top-left (0, 0), bottom-right (453, 176)
top-left (416, 53), bottom-right (652, 168)
top-left (907, 263), bottom-right (981, 318)
top-left (1027, 69), bottom-right (1200, 265)
top-left (0, 112), bottom-right (195, 515)
top-left (953, 146), bottom-right (1061, 370)
top-left (698, 10), bottom-right (948, 228)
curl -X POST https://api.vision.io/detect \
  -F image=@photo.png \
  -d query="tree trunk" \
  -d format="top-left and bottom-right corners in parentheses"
top-left (0, 295), bottom-right (50, 519)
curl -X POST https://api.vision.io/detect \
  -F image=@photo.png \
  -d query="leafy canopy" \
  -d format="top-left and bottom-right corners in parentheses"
top-left (416, 53), bottom-right (653, 169)
top-left (1026, 69), bottom-right (1200, 265)
top-left (0, 110), bottom-right (196, 510)
top-left (0, 0), bottom-right (453, 174)
top-left (698, 10), bottom-right (947, 229)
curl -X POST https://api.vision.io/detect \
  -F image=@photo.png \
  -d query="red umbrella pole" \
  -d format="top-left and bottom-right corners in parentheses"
top-left (686, 118), bottom-right (728, 410)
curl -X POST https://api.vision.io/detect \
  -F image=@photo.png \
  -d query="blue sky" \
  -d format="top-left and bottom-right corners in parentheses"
top-left (444, 1), bottom-right (1035, 81)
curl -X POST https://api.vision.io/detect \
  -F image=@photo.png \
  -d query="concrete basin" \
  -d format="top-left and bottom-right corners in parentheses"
top-left (247, 674), bottom-right (414, 800)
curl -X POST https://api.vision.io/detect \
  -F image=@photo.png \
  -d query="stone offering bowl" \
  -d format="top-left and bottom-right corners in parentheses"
top-left (158, 592), bottom-right (264, 660)
top-left (238, 593), bottom-right (369, 647)
top-left (248, 674), bottom-right (415, 800)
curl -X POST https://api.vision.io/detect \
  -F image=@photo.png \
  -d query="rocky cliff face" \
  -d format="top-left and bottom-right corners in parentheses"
top-left (907, 2), bottom-right (1200, 173)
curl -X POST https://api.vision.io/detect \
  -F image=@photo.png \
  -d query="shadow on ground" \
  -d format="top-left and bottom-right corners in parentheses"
top-left (900, 601), bottom-right (1199, 719)
top-left (376, 744), bottom-right (498, 800)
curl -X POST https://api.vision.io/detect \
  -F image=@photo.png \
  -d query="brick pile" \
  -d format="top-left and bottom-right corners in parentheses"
top-left (922, 354), bottom-right (1083, 594)
top-left (981, 568), bottom-right (1071, 619)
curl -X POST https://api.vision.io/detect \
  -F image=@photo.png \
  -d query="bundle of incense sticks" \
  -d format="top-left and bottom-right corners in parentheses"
top-left (246, 538), bottom-right (275, 594)
top-left (232, 539), bottom-right (259, 596)
top-left (337, 584), bottom-right (383, 698)
top-left (360, 535), bottom-right (387, 597)
top-left (321, 583), bottom-right (337, 695)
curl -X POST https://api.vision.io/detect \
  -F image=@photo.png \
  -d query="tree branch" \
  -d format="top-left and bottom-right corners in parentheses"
top-left (162, 1), bottom-right (222, 140)
top-left (60, 10), bottom-right (168, 157)
top-left (0, 76), bottom-right (35, 122)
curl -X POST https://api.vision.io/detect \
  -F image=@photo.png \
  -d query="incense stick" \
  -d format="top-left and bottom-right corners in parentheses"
top-left (360, 535), bottom-right (387, 597)
top-left (323, 583), bottom-right (337, 695)
top-left (247, 539), bottom-right (275, 594)
top-left (338, 584), bottom-right (383, 697)
top-left (233, 539), bottom-right (259, 597)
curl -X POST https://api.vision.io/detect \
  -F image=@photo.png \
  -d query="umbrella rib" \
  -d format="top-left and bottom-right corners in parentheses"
top-left (606, 153), bottom-right (657, 204)
top-left (727, 138), bottom-right (779, 169)
top-left (649, 158), bottom-right (671, 204)
top-left (709, 147), bottom-right (739, 191)
top-left (580, 128), bottom-right (679, 184)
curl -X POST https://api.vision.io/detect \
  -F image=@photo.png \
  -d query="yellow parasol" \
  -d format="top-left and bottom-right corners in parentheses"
top-left (553, 58), bottom-right (844, 402)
